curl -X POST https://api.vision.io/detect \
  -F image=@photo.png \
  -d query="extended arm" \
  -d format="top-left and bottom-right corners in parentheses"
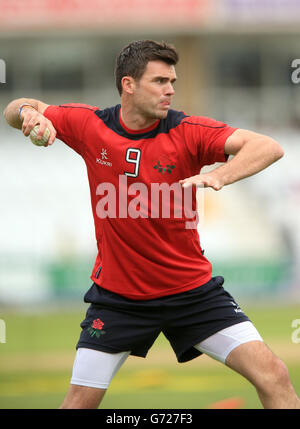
top-left (179, 129), bottom-right (284, 190)
top-left (3, 98), bottom-right (56, 145)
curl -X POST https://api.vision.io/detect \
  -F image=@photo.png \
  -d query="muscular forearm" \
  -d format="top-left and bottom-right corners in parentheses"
top-left (3, 98), bottom-right (41, 129)
top-left (180, 136), bottom-right (284, 191)
top-left (3, 98), bottom-right (56, 145)
top-left (212, 136), bottom-right (284, 187)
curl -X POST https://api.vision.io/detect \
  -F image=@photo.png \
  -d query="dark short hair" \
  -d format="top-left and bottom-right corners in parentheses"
top-left (115, 40), bottom-right (179, 95)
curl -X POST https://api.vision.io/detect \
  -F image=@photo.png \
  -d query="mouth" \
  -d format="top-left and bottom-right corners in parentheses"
top-left (160, 100), bottom-right (171, 108)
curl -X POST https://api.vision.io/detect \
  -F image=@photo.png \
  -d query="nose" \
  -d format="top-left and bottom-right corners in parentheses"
top-left (166, 81), bottom-right (175, 96)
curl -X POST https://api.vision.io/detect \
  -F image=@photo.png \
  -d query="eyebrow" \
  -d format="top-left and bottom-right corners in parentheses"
top-left (152, 76), bottom-right (177, 83)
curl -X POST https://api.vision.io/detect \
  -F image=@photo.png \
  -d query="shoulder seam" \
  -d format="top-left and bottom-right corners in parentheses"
top-left (58, 105), bottom-right (96, 111)
top-left (181, 120), bottom-right (226, 129)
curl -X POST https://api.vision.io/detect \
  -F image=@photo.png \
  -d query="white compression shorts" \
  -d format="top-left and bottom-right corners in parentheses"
top-left (194, 320), bottom-right (263, 363)
top-left (70, 321), bottom-right (263, 389)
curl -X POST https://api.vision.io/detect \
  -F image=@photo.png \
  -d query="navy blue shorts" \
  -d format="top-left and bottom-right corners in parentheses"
top-left (76, 276), bottom-right (250, 363)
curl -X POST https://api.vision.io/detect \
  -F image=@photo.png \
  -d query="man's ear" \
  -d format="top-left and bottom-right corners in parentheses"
top-left (121, 76), bottom-right (136, 95)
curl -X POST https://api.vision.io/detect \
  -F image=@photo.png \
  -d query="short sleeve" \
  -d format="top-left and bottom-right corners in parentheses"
top-left (182, 116), bottom-right (238, 167)
top-left (44, 103), bottom-right (98, 156)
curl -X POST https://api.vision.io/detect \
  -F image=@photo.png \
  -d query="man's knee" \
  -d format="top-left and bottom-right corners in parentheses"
top-left (226, 341), bottom-right (291, 389)
top-left (260, 358), bottom-right (290, 391)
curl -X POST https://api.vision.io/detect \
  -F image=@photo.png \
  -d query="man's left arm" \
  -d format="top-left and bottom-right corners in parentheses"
top-left (179, 129), bottom-right (284, 190)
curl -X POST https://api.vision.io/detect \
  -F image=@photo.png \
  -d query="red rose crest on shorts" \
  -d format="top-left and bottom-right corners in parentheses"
top-left (88, 318), bottom-right (106, 338)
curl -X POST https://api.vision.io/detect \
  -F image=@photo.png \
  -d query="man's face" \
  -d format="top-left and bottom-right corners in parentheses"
top-left (131, 60), bottom-right (177, 120)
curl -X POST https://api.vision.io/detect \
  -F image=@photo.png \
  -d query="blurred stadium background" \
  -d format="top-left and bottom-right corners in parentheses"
top-left (0, 0), bottom-right (300, 409)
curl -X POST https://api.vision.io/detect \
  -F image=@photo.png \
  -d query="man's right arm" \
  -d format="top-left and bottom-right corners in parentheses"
top-left (3, 98), bottom-right (57, 145)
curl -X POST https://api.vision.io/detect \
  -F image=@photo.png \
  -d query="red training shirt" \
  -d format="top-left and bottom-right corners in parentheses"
top-left (44, 103), bottom-right (237, 300)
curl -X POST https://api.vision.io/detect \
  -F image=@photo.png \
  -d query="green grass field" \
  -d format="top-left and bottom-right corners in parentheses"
top-left (0, 304), bottom-right (299, 409)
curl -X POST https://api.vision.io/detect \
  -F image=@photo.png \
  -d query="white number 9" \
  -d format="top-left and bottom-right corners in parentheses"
top-left (124, 148), bottom-right (141, 178)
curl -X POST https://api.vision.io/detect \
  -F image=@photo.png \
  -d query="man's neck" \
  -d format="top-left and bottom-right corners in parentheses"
top-left (120, 105), bottom-right (158, 131)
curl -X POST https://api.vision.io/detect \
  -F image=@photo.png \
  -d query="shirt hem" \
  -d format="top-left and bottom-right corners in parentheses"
top-left (90, 272), bottom-right (212, 301)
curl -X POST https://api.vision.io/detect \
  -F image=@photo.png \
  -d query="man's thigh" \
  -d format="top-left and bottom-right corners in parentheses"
top-left (194, 321), bottom-right (263, 364)
top-left (71, 348), bottom-right (131, 389)
top-left (61, 348), bottom-right (131, 409)
top-left (60, 384), bottom-right (106, 409)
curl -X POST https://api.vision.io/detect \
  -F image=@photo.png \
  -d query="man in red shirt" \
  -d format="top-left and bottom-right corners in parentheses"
top-left (4, 40), bottom-right (300, 409)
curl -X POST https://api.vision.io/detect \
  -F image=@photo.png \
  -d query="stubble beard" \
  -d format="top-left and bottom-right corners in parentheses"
top-left (139, 102), bottom-right (169, 121)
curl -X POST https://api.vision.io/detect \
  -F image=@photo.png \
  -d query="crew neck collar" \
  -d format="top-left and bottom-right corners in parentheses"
top-left (119, 108), bottom-right (160, 135)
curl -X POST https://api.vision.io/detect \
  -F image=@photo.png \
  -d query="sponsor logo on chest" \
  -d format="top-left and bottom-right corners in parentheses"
top-left (96, 148), bottom-right (112, 167)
